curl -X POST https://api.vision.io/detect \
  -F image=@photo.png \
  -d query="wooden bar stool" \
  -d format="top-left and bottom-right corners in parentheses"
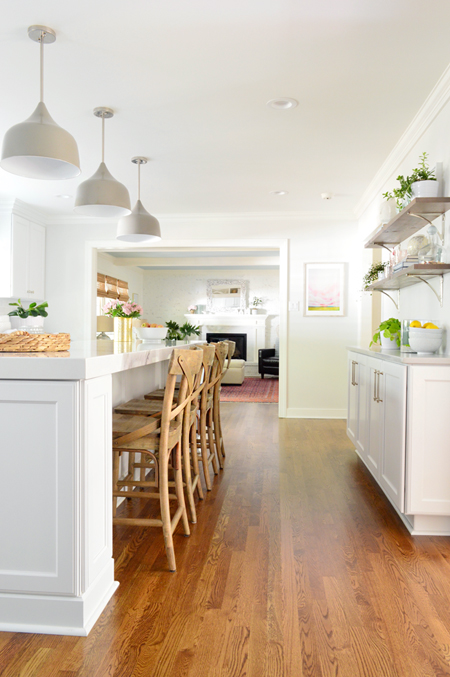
top-left (114, 345), bottom-right (214, 524)
top-left (112, 348), bottom-right (203, 572)
top-left (215, 340), bottom-right (236, 466)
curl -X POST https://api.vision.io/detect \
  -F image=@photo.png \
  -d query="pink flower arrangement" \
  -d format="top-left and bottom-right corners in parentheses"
top-left (103, 299), bottom-right (143, 318)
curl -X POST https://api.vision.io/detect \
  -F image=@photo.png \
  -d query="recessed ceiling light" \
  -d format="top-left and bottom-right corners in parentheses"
top-left (267, 98), bottom-right (298, 110)
top-left (270, 190), bottom-right (288, 196)
top-left (56, 194), bottom-right (72, 198)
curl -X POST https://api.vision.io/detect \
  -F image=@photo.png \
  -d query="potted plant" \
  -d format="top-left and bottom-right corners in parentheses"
top-left (188, 305), bottom-right (197, 314)
top-left (410, 152), bottom-right (438, 198)
top-left (8, 299), bottom-right (48, 332)
top-left (165, 320), bottom-right (182, 344)
top-left (370, 317), bottom-right (401, 350)
top-left (362, 262), bottom-right (387, 290)
top-left (380, 192), bottom-right (397, 224)
top-left (179, 322), bottom-right (201, 342)
top-left (251, 296), bottom-right (263, 315)
top-left (103, 299), bottom-right (143, 342)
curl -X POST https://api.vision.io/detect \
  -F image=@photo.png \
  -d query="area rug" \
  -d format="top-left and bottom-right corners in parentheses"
top-left (220, 377), bottom-right (279, 403)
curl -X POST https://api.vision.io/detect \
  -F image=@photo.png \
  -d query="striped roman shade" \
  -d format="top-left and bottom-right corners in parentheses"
top-left (97, 273), bottom-right (107, 298)
top-left (117, 279), bottom-right (129, 302)
top-left (97, 274), bottom-right (129, 301)
top-left (105, 276), bottom-right (119, 299)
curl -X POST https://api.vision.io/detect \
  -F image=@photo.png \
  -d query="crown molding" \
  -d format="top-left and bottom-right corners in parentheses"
top-left (43, 209), bottom-right (356, 226)
top-left (354, 63), bottom-right (450, 220)
top-left (0, 198), bottom-right (50, 225)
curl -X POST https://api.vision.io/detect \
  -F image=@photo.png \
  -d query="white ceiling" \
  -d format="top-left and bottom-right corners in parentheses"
top-left (1, 0), bottom-right (450, 216)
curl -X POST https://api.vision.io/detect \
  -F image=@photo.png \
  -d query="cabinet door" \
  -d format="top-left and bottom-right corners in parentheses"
top-left (347, 354), bottom-right (359, 446)
top-left (406, 366), bottom-right (450, 515)
top-left (11, 214), bottom-right (29, 299)
top-left (28, 221), bottom-right (46, 299)
top-left (378, 362), bottom-right (407, 512)
top-left (367, 360), bottom-right (382, 478)
top-left (356, 357), bottom-right (369, 460)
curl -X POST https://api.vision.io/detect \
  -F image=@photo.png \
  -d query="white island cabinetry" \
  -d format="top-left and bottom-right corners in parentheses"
top-left (0, 341), bottom-right (192, 636)
top-left (347, 348), bottom-right (450, 535)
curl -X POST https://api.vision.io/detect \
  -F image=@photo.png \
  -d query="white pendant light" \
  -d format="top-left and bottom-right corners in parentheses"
top-left (74, 108), bottom-right (131, 217)
top-left (116, 157), bottom-right (161, 242)
top-left (1, 25), bottom-right (80, 180)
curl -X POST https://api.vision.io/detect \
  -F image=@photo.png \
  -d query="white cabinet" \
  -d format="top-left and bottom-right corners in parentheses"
top-left (0, 213), bottom-right (46, 300)
top-left (347, 350), bottom-right (450, 535)
top-left (347, 352), bottom-right (369, 461)
top-left (367, 359), bottom-right (407, 512)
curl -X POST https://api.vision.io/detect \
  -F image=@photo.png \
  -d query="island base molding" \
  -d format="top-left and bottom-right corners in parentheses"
top-left (0, 562), bottom-right (118, 636)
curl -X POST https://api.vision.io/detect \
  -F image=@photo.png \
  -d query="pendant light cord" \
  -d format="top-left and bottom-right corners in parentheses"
top-left (137, 161), bottom-right (141, 201)
top-left (101, 114), bottom-right (105, 163)
top-left (39, 31), bottom-right (45, 103)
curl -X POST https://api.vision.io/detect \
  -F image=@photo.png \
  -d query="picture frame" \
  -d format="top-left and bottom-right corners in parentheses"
top-left (304, 263), bottom-right (345, 316)
top-left (206, 279), bottom-right (248, 313)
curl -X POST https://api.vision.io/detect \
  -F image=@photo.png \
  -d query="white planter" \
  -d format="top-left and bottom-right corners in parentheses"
top-left (380, 198), bottom-right (397, 224)
top-left (10, 316), bottom-right (45, 332)
top-left (380, 333), bottom-right (399, 350)
top-left (411, 180), bottom-right (439, 199)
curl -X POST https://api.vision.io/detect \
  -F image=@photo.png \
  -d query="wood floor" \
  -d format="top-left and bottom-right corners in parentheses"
top-left (2, 403), bottom-right (450, 676)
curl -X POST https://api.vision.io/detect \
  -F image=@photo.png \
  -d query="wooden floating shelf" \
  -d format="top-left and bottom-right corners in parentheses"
top-left (364, 197), bottom-right (450, 249)
top-left (365, 263), bottom-right (450, 291)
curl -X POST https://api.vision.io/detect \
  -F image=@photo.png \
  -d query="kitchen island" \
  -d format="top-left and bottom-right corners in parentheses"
top-left (0, 340), bottom-right (196, 636)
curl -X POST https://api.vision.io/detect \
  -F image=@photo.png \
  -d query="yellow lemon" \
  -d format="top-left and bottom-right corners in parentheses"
top-left (410, 320), bottom-right (422, 328)
top-left (423, 322), bottom-right (439, 329)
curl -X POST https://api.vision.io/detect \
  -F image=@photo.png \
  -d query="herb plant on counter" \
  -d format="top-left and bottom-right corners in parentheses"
top-left (8, 299), bottom-right (48, 318)
top-left (370, 317), bottom-right (401, 348)
top-left (180, 322), bottom-right (201, 339)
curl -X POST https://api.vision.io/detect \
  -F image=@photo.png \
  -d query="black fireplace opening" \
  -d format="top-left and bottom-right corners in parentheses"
top-left (206, 332), bottom-right (247, 361)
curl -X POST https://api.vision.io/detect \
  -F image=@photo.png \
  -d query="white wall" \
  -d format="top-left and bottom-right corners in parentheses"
top-left (141, 267), bottom-right (279, 348)
top-left (41, 214), bottom-right (359, 418)
top-left (357, 84), bottom-right (450, 345)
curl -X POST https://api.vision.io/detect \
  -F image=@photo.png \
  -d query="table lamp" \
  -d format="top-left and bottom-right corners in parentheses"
top-left (97, 315), bottom-right (113, 339)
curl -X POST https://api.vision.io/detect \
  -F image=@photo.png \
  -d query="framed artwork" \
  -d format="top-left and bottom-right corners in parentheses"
top-left (304, 263), bottom-right (345, 316)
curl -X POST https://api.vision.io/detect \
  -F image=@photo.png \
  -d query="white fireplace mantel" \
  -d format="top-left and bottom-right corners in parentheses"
top-left (184, 313), bottom-right (267, 365)
top-left (184, 313), bottom-right (266, 327)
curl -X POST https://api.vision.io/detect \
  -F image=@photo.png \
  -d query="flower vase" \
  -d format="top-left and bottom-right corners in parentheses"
top-left (114, 317), bottom-right (133, 342)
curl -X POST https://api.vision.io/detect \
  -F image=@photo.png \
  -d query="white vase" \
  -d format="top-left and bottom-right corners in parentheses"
top-left (411, 180), bottom-right (439, 199)
top-left (380, 333), bottom-right (399, 350)
top-left (10, 316), bottom-right (45, 332)
top-left (380, 198), bottom-right (397, 224)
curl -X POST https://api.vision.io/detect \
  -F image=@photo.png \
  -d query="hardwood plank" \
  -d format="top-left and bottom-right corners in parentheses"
top-left (3, 406), bottom-right (450, 676)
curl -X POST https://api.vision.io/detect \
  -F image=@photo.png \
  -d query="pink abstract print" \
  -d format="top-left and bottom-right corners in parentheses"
top-left (307, 267), bottom-right (340, 311)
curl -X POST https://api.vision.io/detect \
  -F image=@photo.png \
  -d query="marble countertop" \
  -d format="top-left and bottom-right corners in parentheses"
top-left (348, 346), bottom-right (450, 365)
top-left (0, 339), bottom-right (200, 381)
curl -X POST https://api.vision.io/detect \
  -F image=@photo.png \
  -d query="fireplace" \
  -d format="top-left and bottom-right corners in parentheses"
top-left (206, 332), bottom-right (247, 361)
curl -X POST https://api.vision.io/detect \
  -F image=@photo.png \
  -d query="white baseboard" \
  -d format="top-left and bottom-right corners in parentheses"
top-left (285, 408), bottom-right (347, 419)
top-left (0, 559), bottom-right (118, 636)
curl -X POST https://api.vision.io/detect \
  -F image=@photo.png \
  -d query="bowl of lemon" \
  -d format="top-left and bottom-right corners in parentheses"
top-left (408, 320), bottom-right (443, 354)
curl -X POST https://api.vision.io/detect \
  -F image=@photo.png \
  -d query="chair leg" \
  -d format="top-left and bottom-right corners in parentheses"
top-left (261, 373), bottom-right (264, 379)
top-left (174, 441), bottom-right (190, 536)
top-left (208, 407), bottom-right (219, 476)
top-left (212, 394), bottom-right (224, 470)
top-left (200, 409), bottom-right (213, 491)
top-left (191, 417), bottom-right (204, 500)
top-left (182, 420), bottom-right (197, 523)
top-left (112, 449), bottom-right (121, 517)
top-left (159, 454), bottom-right (177, 572)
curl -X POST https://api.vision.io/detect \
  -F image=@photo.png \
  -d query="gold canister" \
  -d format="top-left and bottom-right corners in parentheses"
top-left (114, 317), bottom-right (133, 342)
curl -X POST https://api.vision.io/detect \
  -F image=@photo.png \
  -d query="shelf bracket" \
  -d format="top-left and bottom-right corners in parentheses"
top-left (410, 212), bottom-right (445, 244)
top-left (380, 244), bottom-right (393, 253)
top-left (407, 274), bottom-right (444, 307)
top-left (377, 289), bottom-right (400, 310)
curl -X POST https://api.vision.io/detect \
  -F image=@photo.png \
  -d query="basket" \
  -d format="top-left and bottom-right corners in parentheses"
top-left (0, 331), bottom-right (71, 352)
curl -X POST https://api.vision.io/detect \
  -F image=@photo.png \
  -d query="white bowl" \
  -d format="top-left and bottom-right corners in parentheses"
top-left (409, 327), bottom-right (442, 335)
top-left (409, 334), bottom-right (442, 354)
top-left (136, 327), bottom-right (168, 341)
